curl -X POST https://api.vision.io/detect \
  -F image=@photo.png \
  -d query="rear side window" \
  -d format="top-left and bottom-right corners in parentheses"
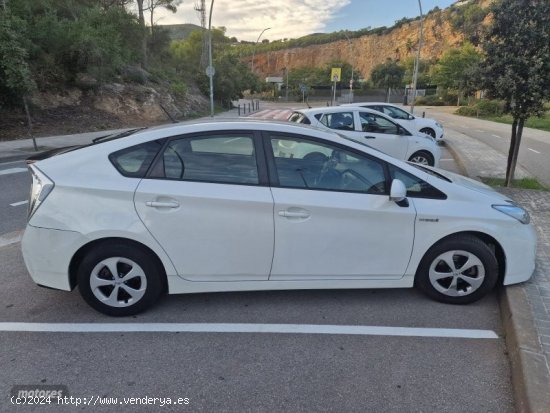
top-left (109, 140), bottom-right (164, 178)
top-left (149, 134), bottom-right (259, 185)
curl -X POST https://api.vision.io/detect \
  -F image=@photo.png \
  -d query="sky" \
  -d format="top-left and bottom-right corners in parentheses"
top-left (156, 0), bottom-right (457, 42)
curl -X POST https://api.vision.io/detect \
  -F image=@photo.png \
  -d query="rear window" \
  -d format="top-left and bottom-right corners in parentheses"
top-left (109, 140), bottom-right (164, 178)
top-left (288, 112), bottom-right (311, 125)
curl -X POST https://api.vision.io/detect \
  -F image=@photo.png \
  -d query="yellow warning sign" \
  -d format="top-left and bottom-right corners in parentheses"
top-left (330, 68), bottom-right (342, 82)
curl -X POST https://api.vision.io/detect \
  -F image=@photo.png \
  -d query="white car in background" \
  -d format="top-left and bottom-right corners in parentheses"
top-left (22, 120), bottom-right (536, 316)
top-left (342, 102), bottom-right (445, 141)
top-left (288, 106), bottom-right (441, 166)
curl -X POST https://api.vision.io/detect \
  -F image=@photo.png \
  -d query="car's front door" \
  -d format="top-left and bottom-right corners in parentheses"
top-left (266, 133), bottom-right (417, 280)
top-left (345, 111), bottom-right (409, 160)
top-left (134, 132), bottom-right (274, 282)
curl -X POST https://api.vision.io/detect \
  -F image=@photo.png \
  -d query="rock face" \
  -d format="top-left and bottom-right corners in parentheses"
top-left (249, 10), bottom-right (464, 81)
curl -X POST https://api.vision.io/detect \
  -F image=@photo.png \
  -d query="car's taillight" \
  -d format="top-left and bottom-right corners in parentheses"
top-left (28, 165), bottom-right (54, 220)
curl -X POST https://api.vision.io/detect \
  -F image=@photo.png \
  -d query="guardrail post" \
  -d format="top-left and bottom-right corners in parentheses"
top-left (238, 105), bottom-right (241, 116)
top-left (422, 111), bottom-right (425, 118)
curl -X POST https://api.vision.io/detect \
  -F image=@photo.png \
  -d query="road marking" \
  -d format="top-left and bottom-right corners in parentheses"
top-left (0, 230), bottom-right (23, 248)
top-left (492, 134), bottom-right (502, 139)
top-left (528, 148), bottom-right (541, 154)
top-left (10, 200), bottom-right (28, 207)
top-left (0, 322), bottom-right (499, 339)
top-left (0, 167), bottom-right (27, 176)
top-left (439, 158), bottom-right (454, 161)
top-left (475, 129), bottom-right (484, 133)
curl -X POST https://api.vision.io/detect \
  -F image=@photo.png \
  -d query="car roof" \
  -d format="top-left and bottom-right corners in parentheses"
top-left (342, 102), bottom-right (403, 108)
top-left (295, 106), bottom-right (379, 115)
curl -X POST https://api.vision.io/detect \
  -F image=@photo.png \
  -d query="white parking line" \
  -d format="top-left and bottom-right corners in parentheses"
top-left (0, 322), bottom-right (499, 339)
top-left (492, 134), bottom-right (502, 139)
top-left (528, 148), bottom-right (541, 154)
top-left (0, 167), bottom-right (27, 176)
top-left (0, 231), bottom-right (23, 248)
top-left (439, 158), bottom-right (454, 161)
top-left (10, 200), bottom-right (28, 207)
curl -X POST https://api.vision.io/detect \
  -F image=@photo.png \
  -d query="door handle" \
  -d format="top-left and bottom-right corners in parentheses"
top-left (278, 210), bottom-right (310, 218)
top-left (364, 135), bottom-right (376, 139)
top-left (146, 201), bottom-right (180, 208)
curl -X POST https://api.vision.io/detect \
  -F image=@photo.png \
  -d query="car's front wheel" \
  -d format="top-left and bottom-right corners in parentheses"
top-left (416, 236), bottom-right (499, 304)
top-left (77, 242), bottom-right (164, 316)
top-left (408, 150), bottom-right (434, 166)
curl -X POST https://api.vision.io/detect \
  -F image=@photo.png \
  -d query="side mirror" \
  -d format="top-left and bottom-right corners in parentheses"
top-left (408, 115), bottom-right (415, 120)
top-left (390, 179), bottom-right (407, 202)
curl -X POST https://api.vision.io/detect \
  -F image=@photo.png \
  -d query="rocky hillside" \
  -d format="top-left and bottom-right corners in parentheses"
top-left (249, 1), bottom-right (490, 81)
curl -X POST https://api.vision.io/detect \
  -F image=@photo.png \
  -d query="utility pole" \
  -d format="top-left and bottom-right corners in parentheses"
top-left (410, 0), bottom-right (424, 114)
top-left (343, 32), bottom-right (354, 103)
top-left (251, 27), bottom-right (271, 73)
top-left (207, 0), bottom-right (214, 117)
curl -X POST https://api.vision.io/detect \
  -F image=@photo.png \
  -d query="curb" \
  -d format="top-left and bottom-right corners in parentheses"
top-left (498, 286), bottom-right (550, 413)
top-left (448, 143), bottom-right (550, 412)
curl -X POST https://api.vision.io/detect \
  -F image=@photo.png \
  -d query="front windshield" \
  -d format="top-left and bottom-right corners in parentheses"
top-left (384, 106), bottom-right (411, 120)
top-left (409, 163), bottom-right (452, 182)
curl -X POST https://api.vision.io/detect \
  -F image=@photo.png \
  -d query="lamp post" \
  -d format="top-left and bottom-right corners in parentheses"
top-left (343, 32), bottom-right (355, 103)
top-left (409, 0), bottom-right (423, 114)
top-left (207, 0), bottom-right (215, 117)
top-left (251, 27), bottom-right (271, 74)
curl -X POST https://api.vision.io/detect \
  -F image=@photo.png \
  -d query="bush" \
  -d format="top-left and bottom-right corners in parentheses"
top-left (456, 99), bottom-right (505, 117)
top-left (415, 95), bottom-right (445, 106)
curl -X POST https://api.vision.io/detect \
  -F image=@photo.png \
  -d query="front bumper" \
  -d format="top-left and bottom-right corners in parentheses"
top-left (21, 225), bottom-right (85, 291)
top-left (501, 222), bottom-right (537, 285)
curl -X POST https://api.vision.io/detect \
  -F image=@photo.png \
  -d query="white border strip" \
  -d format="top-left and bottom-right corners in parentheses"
top-left (0, 323), bottom-right (498, 339)
top-left (0, 231), bottom-right (23, 248)
top-left (10, 200), bottom-right (28, 207)
top-left (0, 167), bottom-right (27, 176)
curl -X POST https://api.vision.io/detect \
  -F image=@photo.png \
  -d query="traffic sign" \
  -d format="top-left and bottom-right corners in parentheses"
top-left (330, 68), bottom-right (341, 82)
top-left (206, 66), bottom-right (215, 77)
top-left (299, 84), bottom-right (307, 93)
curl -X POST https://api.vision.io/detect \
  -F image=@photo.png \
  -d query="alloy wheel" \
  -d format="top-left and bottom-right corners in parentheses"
top-left (428, 250), bottom-right (485, 297)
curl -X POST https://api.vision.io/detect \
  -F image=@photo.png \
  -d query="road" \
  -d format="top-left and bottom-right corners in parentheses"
top-left (418, 106), bottom-right (550, 186)
top-left (0, 147), bottom-right (514, 412)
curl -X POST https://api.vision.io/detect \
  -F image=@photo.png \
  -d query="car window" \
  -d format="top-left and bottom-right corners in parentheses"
top-left (288, 112), bottom-right (311, 125)
top-left (382, 106), bottom-right (411, 120)
top-left (388, 164), bottom-right (446, 199)
top-left (109, 140), bottom-right (164, 178)
top-left (270, 135), bottom-right (386, 194)
top-left (320, 112), bottom-right (355, 131)
top-left (150, 134), bottom-right (259, 185)
top-left (359, 112), bottom-right (399, 135)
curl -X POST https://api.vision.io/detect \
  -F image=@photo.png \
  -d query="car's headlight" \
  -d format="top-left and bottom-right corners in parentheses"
top-left (28, 165), bottom-right (54, 220)
top-left (492, 204), bottom-right (530, 224)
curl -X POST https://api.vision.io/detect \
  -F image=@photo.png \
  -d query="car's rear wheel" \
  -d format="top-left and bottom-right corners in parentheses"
top-left (77, 242), bottom-right (164, 316)
top-left (408, 150), bottom-right (434, 166)
top-left (416, 236), bottom-right (498, 304)
top-left (420, 127), bottom-right (436, 139)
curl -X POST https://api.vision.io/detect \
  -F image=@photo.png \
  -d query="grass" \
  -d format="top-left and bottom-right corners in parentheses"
top-left (483, 114), bottom-right (550, 133)
top-left (480, 177), bottom-right (549, 191)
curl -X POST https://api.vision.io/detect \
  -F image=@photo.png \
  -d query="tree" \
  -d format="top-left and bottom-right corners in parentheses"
top-left (146, 0), bottom-right (182, 36)
top-left (431, 42), bottom-right (481, 105)
top-left (370, 60), bottom-right (405, 102)
top-left (478, 0), bottom-right (550, 186)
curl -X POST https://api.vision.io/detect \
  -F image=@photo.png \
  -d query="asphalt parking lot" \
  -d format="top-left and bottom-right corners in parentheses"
top-left (0, 155), bottom-right (515, 412)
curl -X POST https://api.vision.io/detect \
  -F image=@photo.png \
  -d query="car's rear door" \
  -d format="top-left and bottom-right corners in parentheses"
top-left (134, 131), bottom-right (274, 281)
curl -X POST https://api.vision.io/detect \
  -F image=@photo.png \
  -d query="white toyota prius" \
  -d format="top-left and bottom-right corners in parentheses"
top-left (22, 120), bottom-right (536, 316)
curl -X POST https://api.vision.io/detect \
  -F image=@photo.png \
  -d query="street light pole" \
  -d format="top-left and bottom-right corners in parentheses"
top-left (410, 0), bottom-right (423, 114)
top-left (251, 27), bottom-right (271, 74)
top-left (207, 0), bottom-right (215, 117)
top-left (343, 32), bottom-right (354, 103)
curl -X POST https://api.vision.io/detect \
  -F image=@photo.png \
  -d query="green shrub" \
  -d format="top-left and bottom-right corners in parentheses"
top-left (456, 99), bottom-right (505, 117)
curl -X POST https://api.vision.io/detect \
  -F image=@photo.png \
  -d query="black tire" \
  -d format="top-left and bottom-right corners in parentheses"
top-left (420, 128), bottom-right (436, 139)
top-left (78, 242), bottom-right (164, 316)
top-left (408, 150), bottom-right (434, 166)
top-left (415, 235), bottom-right (498, 304)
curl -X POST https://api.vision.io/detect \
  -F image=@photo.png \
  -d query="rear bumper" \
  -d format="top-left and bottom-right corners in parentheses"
top-left (21, 225), bottom-right (85, 291)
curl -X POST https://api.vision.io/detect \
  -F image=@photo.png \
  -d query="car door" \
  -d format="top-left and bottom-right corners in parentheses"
top-left (134, 131), bottom-right (274, 282)
top-left (342, 111), bottom-right (409, 160)
top-left (266, 132), bottom-right (417, 280)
